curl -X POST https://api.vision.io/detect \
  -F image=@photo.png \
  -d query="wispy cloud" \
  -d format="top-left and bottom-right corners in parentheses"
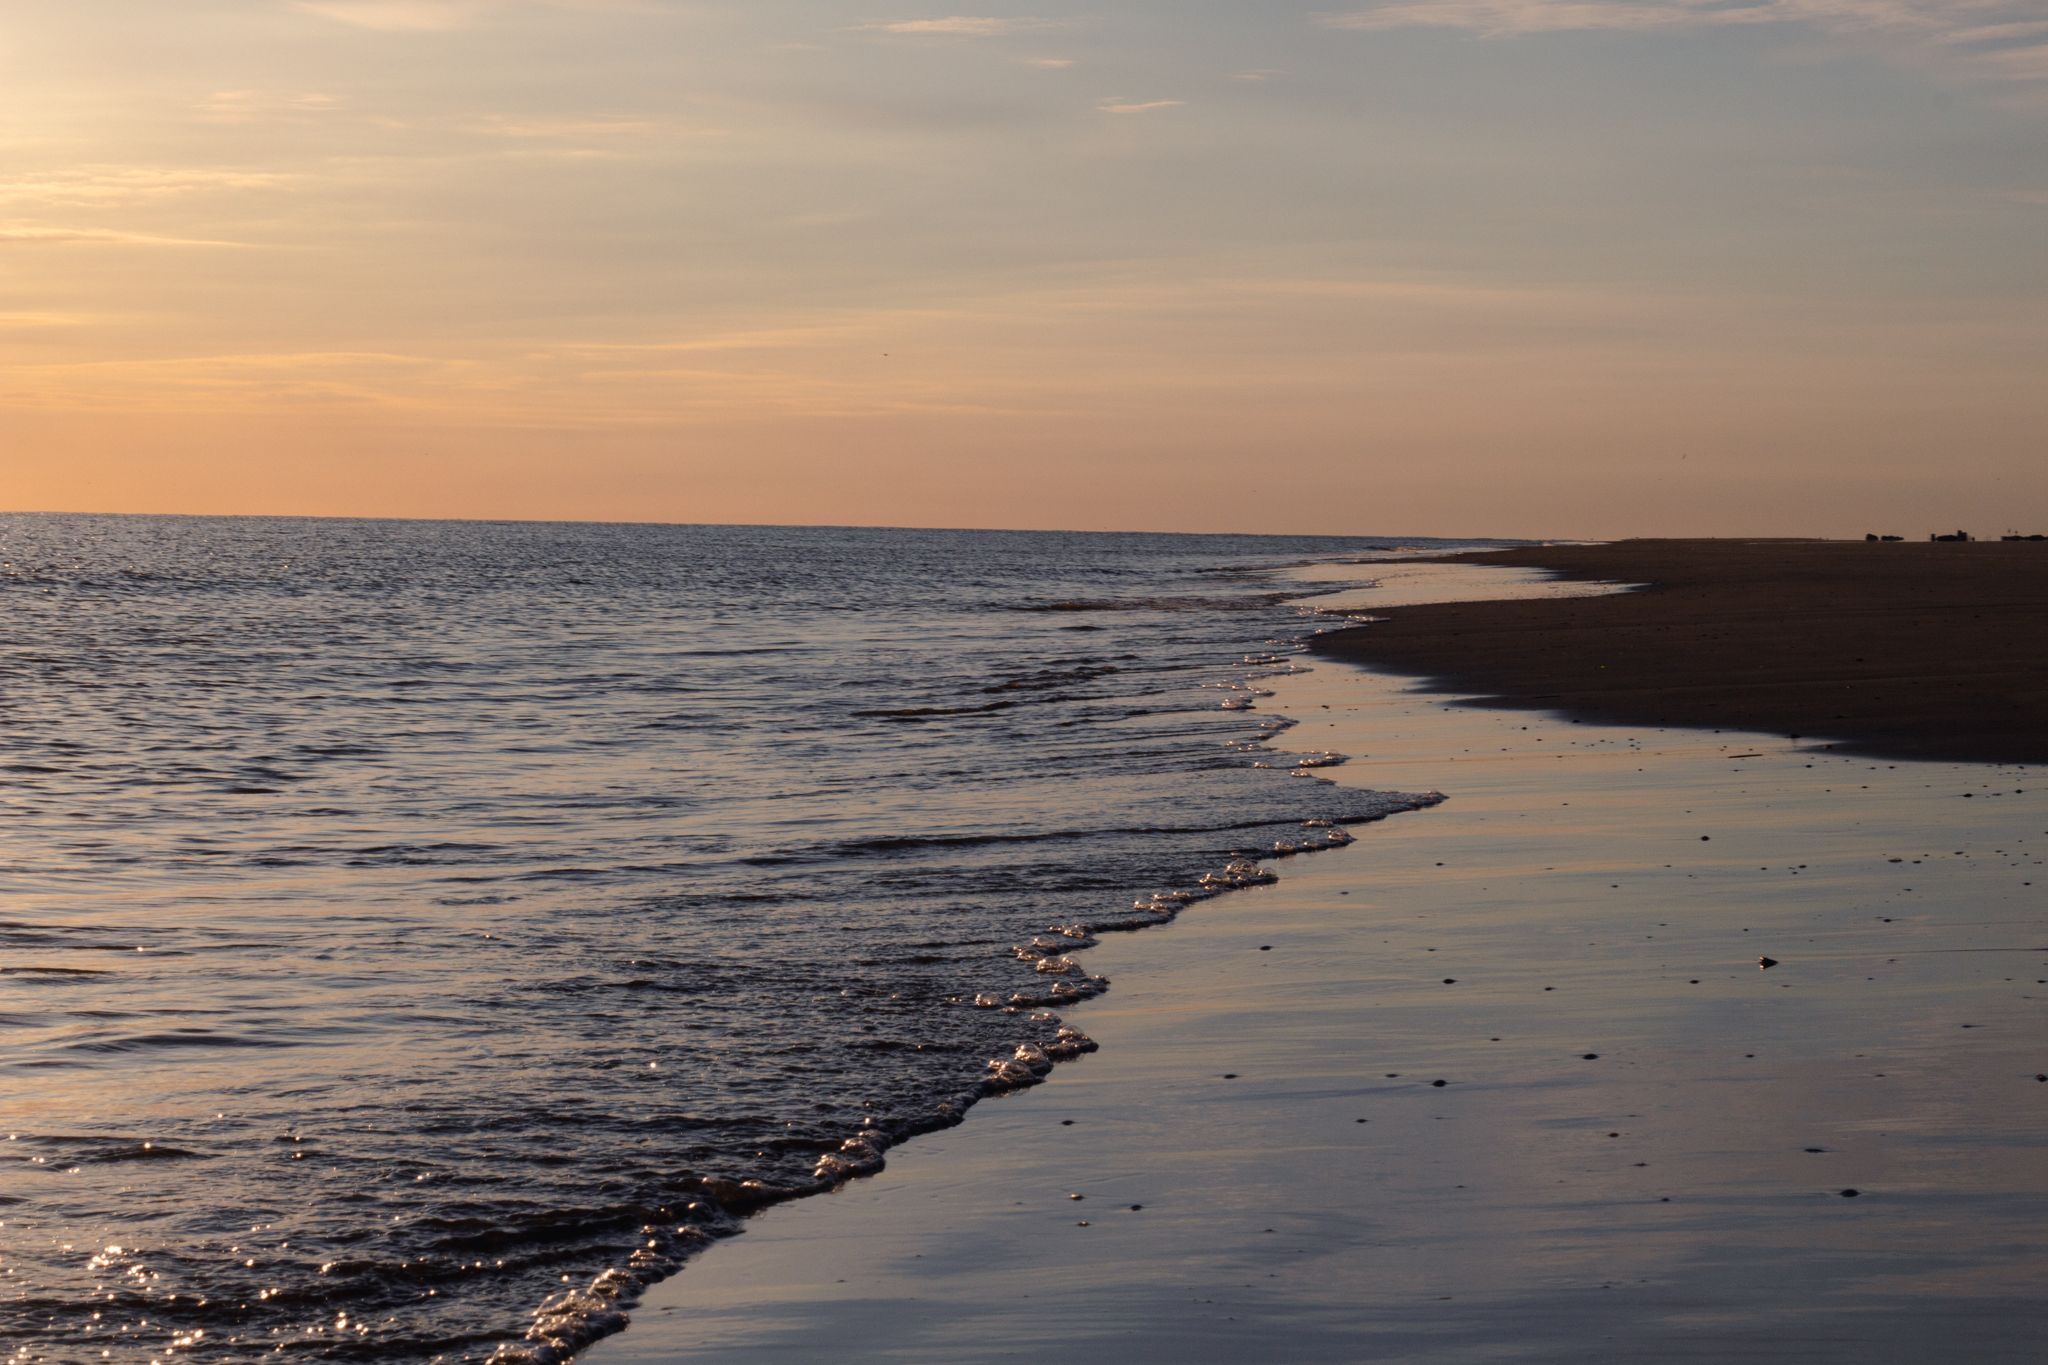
top-left (1326, 0), bottom-right (1737, 36)
top-left (1976, 38), bottom-right (2048, 79)
top-left (459, 114), bottom-right (663, 138)
top-left (197, 90), bottom-right (343, 120)
top-left (859, 16), bottom-right (1058, 37)
top-left (294, 0), bottom-right (658, 26)
top-left (1321, 0), bottom-right (2048, 81)
top-left (0, 350), bottom-right (482, 417)
top-left (294, 0), bottom-right (489, 30)
top-left (1022, 56), bottom-right (1077, 68)
top-left (0, 312), bottom-right (106, 330)
top-left (553, 321), bottom-right (890, 355)
top-left (1098, 98), bottom-right (1186, 114)
top-left (0, 168), bottom-right (296, 209)
top-left (0, 227), bottom-right (254, 248)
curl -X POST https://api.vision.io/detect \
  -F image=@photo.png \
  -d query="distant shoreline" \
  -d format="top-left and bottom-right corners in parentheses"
top-left (1314, 538), bottom-right (2048, 766)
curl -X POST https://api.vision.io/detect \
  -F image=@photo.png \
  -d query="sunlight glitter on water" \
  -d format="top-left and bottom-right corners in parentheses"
top-left (0, 516), bottom-right (1486, 1361)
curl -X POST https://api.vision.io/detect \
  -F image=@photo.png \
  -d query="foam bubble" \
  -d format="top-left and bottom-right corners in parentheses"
top-left (1199, 859), bottom-right (1278, 890)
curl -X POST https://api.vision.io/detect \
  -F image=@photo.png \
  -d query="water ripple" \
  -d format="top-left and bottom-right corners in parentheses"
top-left (0, 515), bottom-right (1475, 1362)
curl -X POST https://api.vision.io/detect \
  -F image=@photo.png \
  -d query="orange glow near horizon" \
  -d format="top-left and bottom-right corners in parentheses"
top-left (4, 2), bottom-right (2045, 537)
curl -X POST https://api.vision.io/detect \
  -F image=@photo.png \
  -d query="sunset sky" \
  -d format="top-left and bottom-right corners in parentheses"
top-left (4, 1), bottom-right (2044, 536)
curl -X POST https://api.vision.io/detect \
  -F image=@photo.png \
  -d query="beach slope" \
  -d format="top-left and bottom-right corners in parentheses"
top-left (583, 643), bottom-right (2048, 1364)
top-left (1314, 539), bottom-right (2048, 764)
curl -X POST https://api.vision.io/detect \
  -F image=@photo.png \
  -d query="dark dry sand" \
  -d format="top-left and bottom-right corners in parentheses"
top-left (1315, 539), bottom-right (2048, 765)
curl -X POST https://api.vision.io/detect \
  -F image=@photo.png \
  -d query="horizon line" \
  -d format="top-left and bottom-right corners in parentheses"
top-left (0, 507), bottom-right (1544, 543)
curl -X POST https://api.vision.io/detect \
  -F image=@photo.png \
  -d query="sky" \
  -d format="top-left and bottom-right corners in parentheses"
top-left (2, 0), bottom-right (2044, 537)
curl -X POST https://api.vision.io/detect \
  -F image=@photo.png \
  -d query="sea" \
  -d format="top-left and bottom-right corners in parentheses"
top-left (0, 516), bottom-right (1491, 1362)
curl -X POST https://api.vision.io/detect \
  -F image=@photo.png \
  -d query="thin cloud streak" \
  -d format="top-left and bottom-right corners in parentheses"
top-left (858, 16), bottom-right (1059, 36)
top-left (293, 0), bottom-right (490, 30)
top-left (0, 168), bottom-right (298, 208)
top-left (291, 0), bottom-right (649, 30)
top-left (0, 312), bottom-right (108, 329)
top-left (1322, 0), bottom-right (2048, 79)
top-left (1098, 98), bottom-right (1186, 113)
top-left (197, 90), bottom-right (343, 120)
top-left (0, 226), bottom-right (255, 248)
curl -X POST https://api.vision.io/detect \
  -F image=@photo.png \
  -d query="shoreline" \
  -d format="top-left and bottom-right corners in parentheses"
top-left (1313, 538), bottom-right (2048, 765)
top-left (580, 560), bottom-right (2048, 1363)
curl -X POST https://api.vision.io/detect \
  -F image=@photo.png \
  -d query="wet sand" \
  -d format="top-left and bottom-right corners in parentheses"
top-left (579, 565), bottom-right (2048, 1363)
top-left (1314, 539), bottom-right (2048, 765)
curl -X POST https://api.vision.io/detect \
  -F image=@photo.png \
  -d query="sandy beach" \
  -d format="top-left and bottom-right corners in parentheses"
top-left (580, 555), bottom-right (2048, 1363)
top-left (21, 0), bottom-right (2047, 1352)
top-left (1315, 539), bottom-right (2048, 766)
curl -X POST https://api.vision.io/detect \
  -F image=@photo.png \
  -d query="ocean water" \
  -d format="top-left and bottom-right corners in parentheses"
top-left (0, 516), bottom-right (1479, 1363)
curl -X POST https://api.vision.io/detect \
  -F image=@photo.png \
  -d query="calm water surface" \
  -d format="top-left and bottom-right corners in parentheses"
top-left (0, 517), bottom-right (1480, 1362)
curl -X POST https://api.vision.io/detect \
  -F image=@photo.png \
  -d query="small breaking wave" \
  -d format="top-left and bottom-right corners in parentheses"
top-left (487, 783), bottom-right (1444, 1362)
top-left (0, 517), bottom-right (1490, 1364)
